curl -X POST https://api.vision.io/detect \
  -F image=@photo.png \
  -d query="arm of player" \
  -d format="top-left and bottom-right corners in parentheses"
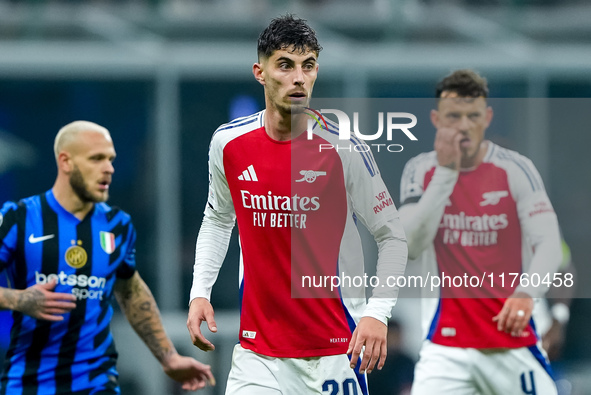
top-left (187, 220), bottom-right (233, 357)
top-left (187, 131), bottom-right (236, 352)
top-left (399, 128), bottom-right (461, 259)
top-left (348, 218), bottom-right (408, 374)
top-left (515, 195), bottom-right (562, 298)
top-left (114, 272), bottom-right (215, 391)
top-left (398, 166), bottom-right (456, 259)
top-left (543, 247), bottom-right (575, 360)
top-left (341, 140), bottom-right (408, 375)
top-left (493, 159), bottom-right (562, 336)
top-left (0, 280), bottom-right (77, 321)
top-left (493, 216), bottom-right (563, 336)
top-left (0, 203), bottom-right (76, 321)
top-left (187, 203), bottom-right (235, 351)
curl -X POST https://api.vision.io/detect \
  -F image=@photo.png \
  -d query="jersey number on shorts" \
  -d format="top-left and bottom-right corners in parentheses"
top-left (322, 379), bottom-right (358, 395)
top-left (520, 371), bottom-right (537, 395)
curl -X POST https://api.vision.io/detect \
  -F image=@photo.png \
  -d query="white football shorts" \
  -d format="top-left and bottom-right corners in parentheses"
top-left (225, 344), bottom-right (368, 395)
top-left (411, 341), bottom-right (557, 395)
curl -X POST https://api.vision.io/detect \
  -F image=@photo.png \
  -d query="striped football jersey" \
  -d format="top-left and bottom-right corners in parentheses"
top-left (0, 190), bottom-right (136, 394)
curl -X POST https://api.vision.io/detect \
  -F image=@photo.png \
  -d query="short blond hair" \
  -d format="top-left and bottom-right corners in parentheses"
top-left (54, 121), bottom-right (110, 160)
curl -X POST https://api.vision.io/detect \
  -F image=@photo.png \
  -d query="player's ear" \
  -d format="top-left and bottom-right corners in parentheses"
top-left (485, 106), bottom-right (493, 128)
top-left (57, 151), bottom-right (73, 173)
top-left (253, 63), bottom-right (265, 85)
top-left (430, 109), bottom-right (439, 128)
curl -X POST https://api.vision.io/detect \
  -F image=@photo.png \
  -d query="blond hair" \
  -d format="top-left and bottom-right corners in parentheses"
top-left (54, 121), bottom-right (110, 161)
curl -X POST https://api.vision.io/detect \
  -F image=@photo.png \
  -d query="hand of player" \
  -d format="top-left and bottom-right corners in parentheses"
top-left (542, 319), bottom-right (566, 361)
top-left (347, 316), bottom-right (387, 374)
top-left (492, 292), bottom-right (534, 337)
top-left (434, 127), bottom-right (463, 170)
top-left (162, 353), bottom-right (215, 391)
top-left (187, 297), bottom-right (217, 351)
top-left (14, 279), bottom-right (77, 321)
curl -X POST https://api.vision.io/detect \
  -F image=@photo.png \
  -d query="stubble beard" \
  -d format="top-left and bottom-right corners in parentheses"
top-left (70, 165), bottom-right (107, 203)
top-left (290, 102), bottom-right (308, 115)
top-left (277, 92), bottom-right (309, 115)
top-left (461, 139), bottom-right (484, 167)
top-left (278, 101), bottom-right (306, 116)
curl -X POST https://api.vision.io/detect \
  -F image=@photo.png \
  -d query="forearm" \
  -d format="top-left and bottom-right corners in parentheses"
top-left (189, 208), bottom-right (234, 302)
top-left (0, 286), bottom-right (41, 313)
top-left (115, 273), bottom-right (177, 365)
top-left (0, 286), bottom-right (20, 310)
top-left (400, 166), bottom-right (457, 259)
top-left (372, 219), bottom-right (407, 299)
top-left (364, 218), bottom-right (408, 324)
top-left (546, 263), bottom-right (576, 305)
top-left (516, 213), bottom-right (562, 298)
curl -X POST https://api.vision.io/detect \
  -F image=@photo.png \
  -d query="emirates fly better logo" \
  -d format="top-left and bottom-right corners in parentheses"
top-left (304, 107), bottom-right (418, 153)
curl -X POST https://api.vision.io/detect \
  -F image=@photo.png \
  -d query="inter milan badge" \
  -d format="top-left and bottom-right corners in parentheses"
top-left (100, 231), bottom-right (116, 254)
top-left (65, 240), bottom-right (88, 269)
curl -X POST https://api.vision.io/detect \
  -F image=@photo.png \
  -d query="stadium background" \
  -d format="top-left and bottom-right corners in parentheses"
top-left (0, 0), bottom-right (590, 394)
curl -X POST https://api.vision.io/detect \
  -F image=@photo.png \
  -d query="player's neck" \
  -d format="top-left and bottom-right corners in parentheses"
top-left (52, 180), bottom-right (94, 220)
top-left (264, 107), bottom-right (307, 141)
top-left (460, 140), bottom-right (489, 170)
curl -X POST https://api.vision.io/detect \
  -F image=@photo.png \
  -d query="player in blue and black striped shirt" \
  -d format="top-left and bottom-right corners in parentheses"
top-left (0, 121), bottom-right (214, 394)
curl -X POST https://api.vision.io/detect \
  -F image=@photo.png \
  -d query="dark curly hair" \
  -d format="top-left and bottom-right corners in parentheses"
top-left (257, 14), bottom-right (322, 60)
top-left (435, 69), bottom-right (489, 99)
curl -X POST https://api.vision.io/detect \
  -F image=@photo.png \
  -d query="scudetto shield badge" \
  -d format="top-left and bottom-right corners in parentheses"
top-left (100, 231), bottom-right (116, 254)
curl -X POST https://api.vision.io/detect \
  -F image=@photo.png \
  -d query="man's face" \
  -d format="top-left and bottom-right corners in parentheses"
top-left (66, 131), bottom-right (116, 203)
top-left (433, 93), bottom-right (492, 162)
top-left (256, 46), bottom-right (318, 115)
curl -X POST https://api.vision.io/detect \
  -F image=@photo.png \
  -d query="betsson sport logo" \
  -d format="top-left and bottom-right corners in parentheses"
top-left (304, 108), bottom-right (418, 153)
top-left (35, 271), bottom-right (107, 300)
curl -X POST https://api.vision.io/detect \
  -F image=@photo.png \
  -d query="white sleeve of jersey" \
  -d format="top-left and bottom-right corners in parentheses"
top-left (508, 156), bottom-right (561, 298)
top-left (189, 133), bottom-right (236, 303)
top-left (342, 146), bottom-right (408, 324)
top-left (363, 218), bottom-right (408, 324)
top-left (399, 154), bottom-right (458, 259)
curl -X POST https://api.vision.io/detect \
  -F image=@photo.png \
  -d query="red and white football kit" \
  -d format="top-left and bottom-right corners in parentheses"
top-left (399, 142), bottom-right (561, 395)
top-left (190, 111), bottom-right (407, 394)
